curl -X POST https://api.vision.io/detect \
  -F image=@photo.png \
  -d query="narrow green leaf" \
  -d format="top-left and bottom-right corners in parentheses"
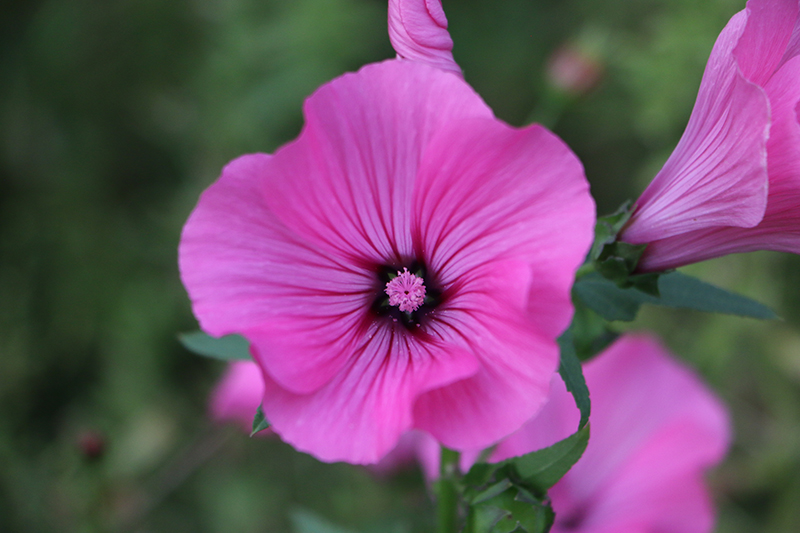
top-left (557, 330), bottom-right (591, 428)
top-left (656, 272), bottom-right (778, 319)
top-left (510, 424), bottom-right (590, 493)
top-left (251, 405), bottom-right (271, 437)
top-left (574, 272), bottom-right (777, 321)
top-left (177, 331), bottom-right (252, 361)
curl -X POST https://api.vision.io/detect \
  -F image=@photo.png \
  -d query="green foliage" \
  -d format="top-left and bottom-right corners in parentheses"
top-left (575, 271), bottom-right (778, 322)
top-left (178, 331), bottom-right (252, 361)
top-left (461, 426), bottom-right (589, 532)
top-left (557, 330), bottom-right (591, 427)
top-left (251, 405), bottom-right (271, 437)
top-left (291, 509), bottom-right (359, 533)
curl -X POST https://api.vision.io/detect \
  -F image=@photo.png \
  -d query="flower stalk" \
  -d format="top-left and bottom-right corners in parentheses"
top-left (435, 446), bottom-right (461, 533)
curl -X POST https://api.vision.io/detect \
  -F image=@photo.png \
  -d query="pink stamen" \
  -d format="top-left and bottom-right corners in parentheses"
top-left (385, 268), bottom-right (426, 313)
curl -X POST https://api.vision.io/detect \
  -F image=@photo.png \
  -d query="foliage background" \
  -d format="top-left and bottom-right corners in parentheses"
top-left (2, 0), bottom-right (800, 531)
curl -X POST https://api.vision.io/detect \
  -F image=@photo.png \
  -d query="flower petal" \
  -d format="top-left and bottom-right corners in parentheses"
top-left (734, 0), bottom-right (798, 86)
top-left (412, 261), bottom-right (561, 450)
top-left (255, 326), bottom-right (479, 464)
top-left (413, 118), bottom-right (594, 338)
top-left (622, 13), bottom-right (770, 244)
top-left (261, 60), bottom-right (491, 266)
top-left (636, 56), bottom-right (800, 271)
top-left (179, 154), bottom-right (371, 339)
top-left (388, 0), bottom-right (461, 75)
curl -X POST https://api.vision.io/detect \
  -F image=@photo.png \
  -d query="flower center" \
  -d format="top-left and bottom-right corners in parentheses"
top-left (385, 268), bottom-right (426, 313)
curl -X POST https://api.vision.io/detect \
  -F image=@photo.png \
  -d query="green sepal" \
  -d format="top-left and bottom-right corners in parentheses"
top-left (251, 405), bottom-right (271, 437)
top-left (595, 241), bottom-right (648, 286)
top-left (465, 487), bottom-right (555, 533)
top-left (465, 504), bottom-right (511, 533)
top-left (590, 201), bottom-right (635, 261)
top-left (178, 331), bottom-right (252, 361)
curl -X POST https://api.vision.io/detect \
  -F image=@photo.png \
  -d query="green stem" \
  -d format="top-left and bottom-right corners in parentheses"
top-left (436, 446), bottom-right (461, 533)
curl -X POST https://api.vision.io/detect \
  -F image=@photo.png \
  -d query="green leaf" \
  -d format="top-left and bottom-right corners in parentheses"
top-left (509, 424), bottom-right (590, 493)
top-left (574, 272), bottom-right (778, 321)
top-left (557, 330), bottom-right (591, 428)
top-left (656, 271), bottom-right (778, 319)
top-left (573, 273), bottom-right (643, 321)
top-left (290, 509), bottom-right (358, 533)
top-left (177, 331), bottom-right (252, 361)
top-left (570, 304), bottom-right (619, 361)
top-left (251, 405), bottom-right (271, 437)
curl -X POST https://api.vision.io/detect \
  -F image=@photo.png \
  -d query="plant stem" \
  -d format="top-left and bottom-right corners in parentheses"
top-left (436, 446), bottom-right (460, 533)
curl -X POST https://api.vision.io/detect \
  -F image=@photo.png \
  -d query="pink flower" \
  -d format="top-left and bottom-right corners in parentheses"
top-left (621, 0), bottom-right (800, 271)
top-left (388, 0), bottom-right (461, 75)
top-left (208, 361), bottom-right (265, 432)
top-left (412, 334), bottom-right (731, 532)
top-left (179, 58), bottom-right (594, 463)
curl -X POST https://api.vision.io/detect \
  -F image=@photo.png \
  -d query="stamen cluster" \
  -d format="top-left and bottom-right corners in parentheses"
top-left (385, 268), bottom-right (426, 313)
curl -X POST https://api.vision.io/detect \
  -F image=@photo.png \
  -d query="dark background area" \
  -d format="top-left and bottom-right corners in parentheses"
top-left (2, 0), bottom-right (800, 531)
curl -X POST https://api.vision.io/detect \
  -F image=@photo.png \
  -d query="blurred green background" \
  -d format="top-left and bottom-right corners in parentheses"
top-left (2, 0), bottom-right (800, 531)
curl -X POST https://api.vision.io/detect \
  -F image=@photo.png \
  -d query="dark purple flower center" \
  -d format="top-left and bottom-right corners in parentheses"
top-left (371, 260), bottom-right (442, 330)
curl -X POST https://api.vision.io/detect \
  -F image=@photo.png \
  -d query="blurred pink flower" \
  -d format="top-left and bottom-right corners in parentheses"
top-left (388, 0), bottom-right (461, 75)
top-left (412, 334), bottom-right (730, 532)
top-left (209, 361), bottom-right (265, 432)
top-left (179, 58), bottom-right (594, 464)
top-left (621, 0), bottom-right (800, 271)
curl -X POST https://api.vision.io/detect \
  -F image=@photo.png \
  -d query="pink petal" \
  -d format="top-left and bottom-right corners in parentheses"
top-left (413, 118), bottom-right (595, 338)
top-left (208, 361), bottom-right (265, 431)
top-left (261, 60), bottom-right (491, 266)
top-left (635, 56), bottom-right (800, 271)
top-left (734, 0), bottom-right (798, 86)
top-left (388, 0), bottom-right (461, 75)
top-left (780, 10), bottom-right (800, 65)
top-left (550, 473), bottom-right (714, 533)
top-left (412, 261), bottom-right (561, 450)
top-left (622, 13), bottom-right (770, 244)
top-left (255, 326), bottom-right (479, 464)
top-left (179, 154), bottom-right (372, 338)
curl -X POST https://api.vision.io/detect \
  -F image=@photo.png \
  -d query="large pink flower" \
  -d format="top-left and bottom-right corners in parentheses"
top-left (621, 0), bottom-right (800, 271)
top-left (179, 59), bottom-right (594, 464)
top-left (411, 334), bottom-right (731, 532)
top-left (388, 0), bottom-right (461, 75)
